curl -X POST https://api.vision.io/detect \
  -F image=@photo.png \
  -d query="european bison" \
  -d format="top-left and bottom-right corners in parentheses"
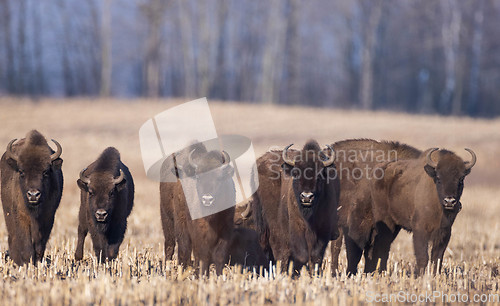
top-left (160, 143), bottom-right (238, 275)
top-left (330, 139), bottom-right (422, 275)
top-left (0, 130), bottom-right (63, 265)
top-left (251, 140), bottom-right (339, 274)
top-left (370, 148), bottom-right (475, 274)
top-left (75, 147), bottom-right (134, 261)
top-left (228, 227), bottom-right (268, 269)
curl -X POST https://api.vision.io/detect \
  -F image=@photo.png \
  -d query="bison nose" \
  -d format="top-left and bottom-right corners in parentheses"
top-left (201, 194), bottom-right (214, 206)
top-left (443, 197), bottom-right (457, 209)
top-left (26, 190), bottom-right (41, 203)
top-left (300, 192), bottom-right (315, 204)
top-left (95, 209), bottom-right (108, 222)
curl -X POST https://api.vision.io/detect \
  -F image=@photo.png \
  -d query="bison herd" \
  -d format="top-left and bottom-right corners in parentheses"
top-left (0, 130), bottom-right (476, 277)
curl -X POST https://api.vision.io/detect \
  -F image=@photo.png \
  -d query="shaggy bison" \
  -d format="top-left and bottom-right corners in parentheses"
top-left (250, 140), bottom-right (339, 274)
top-left (330, 139), bottom-right (421, 275)
top-left (160, 143), bottom-right (239, 275)
top-left (371, 148), bottom-right (475, 274)
top-left (75, 147), bottom-right (134, 261)
top-left (0, 130), bottom-right (63, 265)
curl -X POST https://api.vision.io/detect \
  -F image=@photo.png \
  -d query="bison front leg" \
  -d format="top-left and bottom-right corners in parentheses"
top-left (344, 234), bottom-right (363, 275)
top-left (430, 230), bottom-right (451, 274)
top-left (365, 223), bottom-right (400, 273)
top-left (330, 230), bottom-right (343, 276)
top-left (9, 235), bottom-right (35, 265)
top-left (412, 230), bottom-right (431, 275)
top-left (75, 224), bottom-right (88, 261)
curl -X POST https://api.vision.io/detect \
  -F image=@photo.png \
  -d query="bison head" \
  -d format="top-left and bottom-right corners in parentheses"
top-left (5, 132), bottom-right (62, 208)
top-left (424, 148), bottom-right (476, 211)
top-left (78, 168), bottom-right (126, 223)
top-left (281, 140), bottom-right (335, 209)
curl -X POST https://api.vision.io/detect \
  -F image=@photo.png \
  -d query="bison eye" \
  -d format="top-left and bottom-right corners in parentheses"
top-left (42, 170), bottom-right (49, 177)
top-left (19, 170), bottom-right (25, 178)
top-left (88, 190), bottom-right (94, 196)
top-left (109, 190), bottom-right (115, 197)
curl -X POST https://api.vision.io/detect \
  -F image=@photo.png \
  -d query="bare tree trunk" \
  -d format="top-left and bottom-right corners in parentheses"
top-left (360, 0), bottom-right (382, 110)
top-left (17, 0), bottom-right (27, 94)
top-left (143, 0), bottom-right (169, 98)
top-left (30, 0), bottom-right (45, 97)
top-left (260, 0), bottom-right (286, 104)
top-left (440, 0), bottom-right (462, 114)
top-left (210, 0), bottom-right (229, 99)
top-left (177, 0), bottom-right (196, 97)
top-left (100, 0), bottom-right (112, 97)
top-left (1, 0), bottom-right (14, 93)
top-left (284, 0), bottom-right (300, 105)
top-left (467, 0), bottom-right (484, 115)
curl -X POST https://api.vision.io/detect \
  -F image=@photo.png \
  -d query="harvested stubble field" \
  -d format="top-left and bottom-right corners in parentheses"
top-left (0, 98), bottom-right (499, 305)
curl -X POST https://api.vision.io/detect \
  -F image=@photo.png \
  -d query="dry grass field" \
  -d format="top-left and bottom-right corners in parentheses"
top-left (0, 98), bottom-right (499, 305)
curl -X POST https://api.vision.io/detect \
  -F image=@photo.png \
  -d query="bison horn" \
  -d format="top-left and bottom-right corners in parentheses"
top-left (79, 168), bottom-right (90, 184)
top-left (282, 144), bottom-right (295, 167)
top-left (426, 148), bottom-right (439, 168)
top-left (188, 149), bottom-right (198, 170)
top-left (5, 139), bottom-right (18, 162)
top-left (221, 150), bottom-right (231, 165)
top-left (321, 144), bottom-right (335, 167)
top-left (240, 202), bottom-right (252, 219)
top-left (112, 169), bottom-right (125, 185)
top-left (50, 139), bottom-right (62, 161)
top-left (464, 148), bottom-right (476, 170)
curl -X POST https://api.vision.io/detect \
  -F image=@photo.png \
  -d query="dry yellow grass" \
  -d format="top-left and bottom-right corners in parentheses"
top-left (0, 98), bottom-right (499, 305)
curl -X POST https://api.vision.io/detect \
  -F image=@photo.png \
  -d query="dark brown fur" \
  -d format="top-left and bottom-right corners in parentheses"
top-left (160, 143), bottom-right (238, 275)
top-left (75, 147), bottom-right (134, 261)
top-left (370, 148), bottom-right (473, 274)
top-left (228, 227), bottom-right (268, 269)
top-left (0, 130), bottom-right (63, 265)
top-left (251, 140), bottom-right (340, 274)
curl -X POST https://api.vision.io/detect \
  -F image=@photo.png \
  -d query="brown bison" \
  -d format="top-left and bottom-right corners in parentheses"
top-left (227, 227), bottom-right (268, 269)
top-left (250, 140), bottom-right (339, 274)
top-left (329, 139), bottom-right (422, 275)
top-left (370, 148), bottom-right (475, 274)
top-left (160, 143), bottom-right (239, 275)
top-left (0, 130), bottom-right (63, 265)
top-left (75, 147), bottom-right (134, 261)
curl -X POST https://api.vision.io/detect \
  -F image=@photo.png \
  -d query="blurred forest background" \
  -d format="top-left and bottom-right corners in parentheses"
top-left (0, 0), bottom-right (499, 117)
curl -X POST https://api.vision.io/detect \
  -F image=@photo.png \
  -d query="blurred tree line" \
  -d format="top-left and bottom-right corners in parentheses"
top-left (0, 0), bottom-right (498, 117)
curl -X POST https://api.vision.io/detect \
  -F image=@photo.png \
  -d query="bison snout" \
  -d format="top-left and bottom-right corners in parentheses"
top-left (300, 192), bottom-right (315, 205)
top-left (201, 194), bottom-right (214, 206)
top-left (443, 197), bottom-right (457, 209)
top-left (26, 189), bottom-right (41, 204)
top-left (95, 209), bottom-right (108, 222)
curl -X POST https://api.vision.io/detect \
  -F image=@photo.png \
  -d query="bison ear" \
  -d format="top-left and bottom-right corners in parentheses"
top-left (51, 158), bottom-right (63, 170)
top-left (424, 165), bottom-right (436, 178)
top-left (116, 178), bottom-right (127, 192)
top-left (77, 179), bottom-right (88, 191)
top-left (6, 157), bottom-right (18, 171)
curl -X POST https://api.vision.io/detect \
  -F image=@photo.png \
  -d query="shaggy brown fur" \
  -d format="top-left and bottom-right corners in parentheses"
top-left (370, 148), bottom-right (474, 274)
top-left (75, 147), bottom-right (134, 261)
top-left (330, 139), bottom-right (422, 275)
top-left (160, 143), bottom-right (238, 275)
top-left (0, 130), bottom-right (63, 265)
top-left (250, 140), bottom-right (340, 274)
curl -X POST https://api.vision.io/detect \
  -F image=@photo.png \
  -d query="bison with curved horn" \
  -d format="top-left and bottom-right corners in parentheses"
top-left (370, 148), bottom-right (476, 274)
top-left (250, 139), bottom-right (340, 275)
top-left (0, 130), bottom-right (63, 265)
top-left (75, 147), bottom-right (134, 261)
